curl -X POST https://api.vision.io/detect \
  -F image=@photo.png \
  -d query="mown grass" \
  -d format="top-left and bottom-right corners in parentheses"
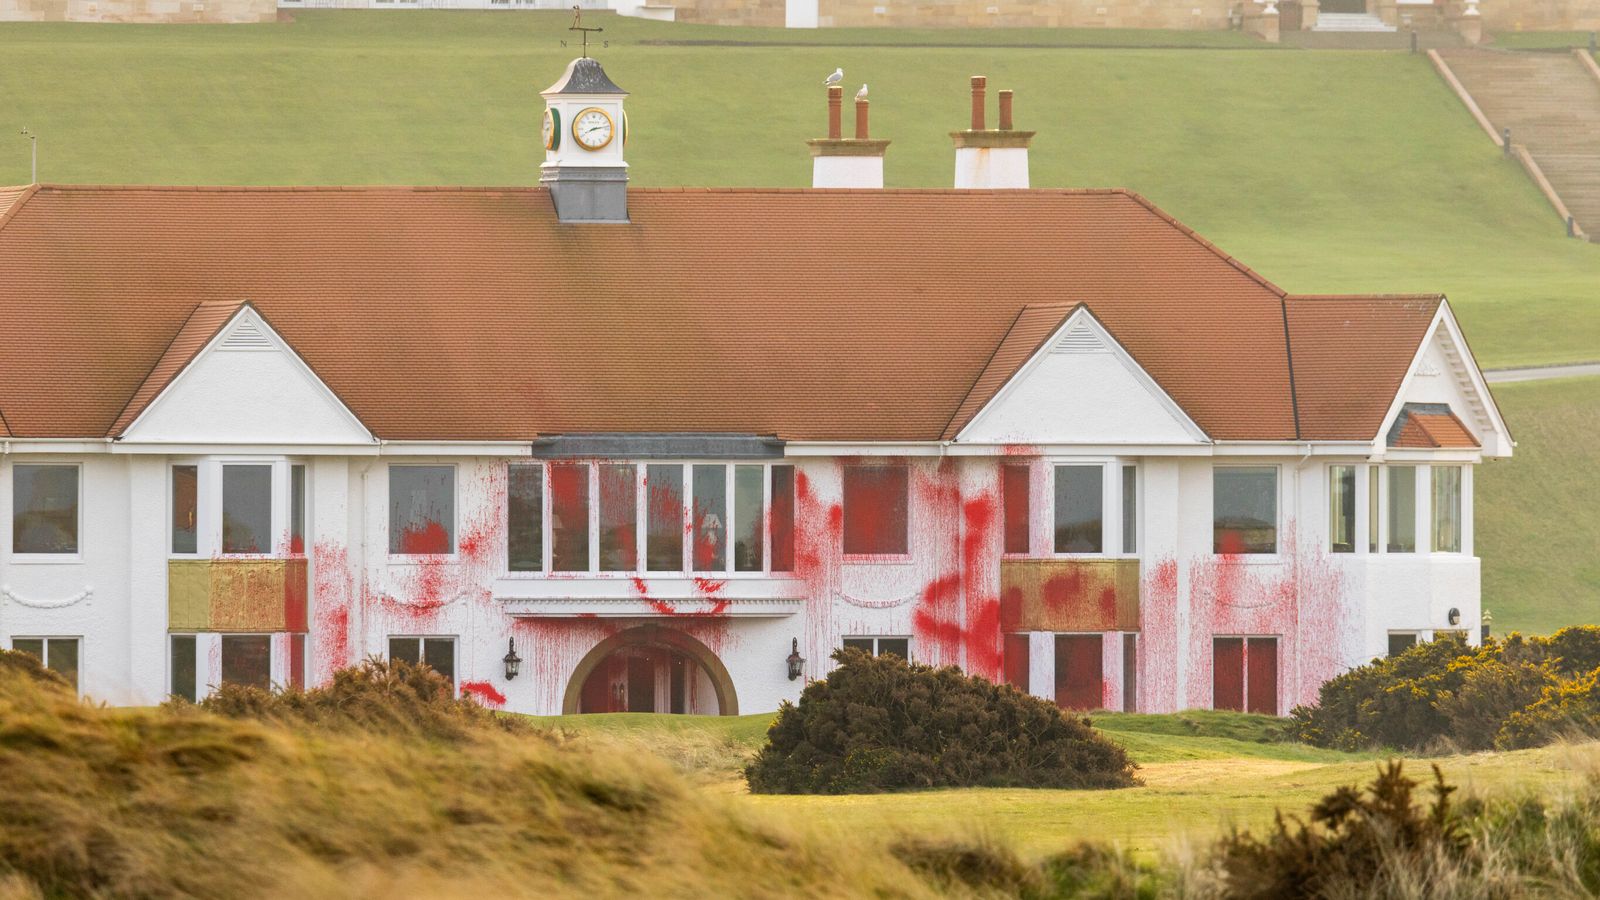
top-left (0, 11), bottom-right (1596, 367)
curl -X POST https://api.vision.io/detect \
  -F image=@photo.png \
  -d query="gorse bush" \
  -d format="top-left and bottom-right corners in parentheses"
top-left (744, 649), bottom-right (1139, 794)
top-left (1291, 626), bottom-right (1600, 753)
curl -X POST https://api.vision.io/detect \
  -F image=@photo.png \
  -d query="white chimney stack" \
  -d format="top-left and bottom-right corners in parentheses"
top-left (806, 85), bottom-right (889, 189)
top-left (951, 75), bottom-right (1034, 189)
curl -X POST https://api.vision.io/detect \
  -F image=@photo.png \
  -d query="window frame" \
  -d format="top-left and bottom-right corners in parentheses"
top-left (9, 461), bottom-right (84, 563)
top-left (1211, 464), bottom-right (1281, 558)
top-left (387, 463), bottom-right (458, 559)
top-left (841, 635), bottom-right (913, 660)
top-left (386, 634), bottom-right (459, 690)
top-left (11, 635), bottom-right (82, 693)
top-left (1328, 464), bottom-right (1357, 554)
top-left (1046, 458), bottom-right (1139, 559)
top-left (1431, 464), bottom-right (1464, 554)
top-left (167, 458), bottom-right (304, 560)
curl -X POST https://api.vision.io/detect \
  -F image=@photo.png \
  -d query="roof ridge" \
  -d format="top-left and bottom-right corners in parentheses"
top-left (106, 298), bottom-right (247, 437)
top-left (19, 183), bottom-right (1143, 197)
top-left (1286, 293), bottom-right (1446, 302)
top-left (0, 184), bottom-right (41, 236)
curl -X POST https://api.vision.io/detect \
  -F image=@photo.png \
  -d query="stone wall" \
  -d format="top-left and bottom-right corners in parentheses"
top-left (812, 0), bottom-right (1236, 29)
top-left (1483, 0), bottom-right (1600, 31)
top-left (0, 0), bottom-right (272, 22)
top-left (672, 0), bottom-right (782, 25)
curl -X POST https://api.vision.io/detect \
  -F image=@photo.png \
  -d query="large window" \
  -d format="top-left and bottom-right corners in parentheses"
top-left (506, 462), bottom-right (796, 575)
top-left (389, 635), bottom-right (456, 686)
top-left (1053, 465), bottom-right (1103, 553)
top-left (1432, 466), bottom-right (1463, 553)
top-left (842, 464), bottom-right (909, 556)
top-left (171, 461), bottom-right (304, 559)
top-left (222, 464), bottom-right (273, 554)
top-left (388, 465), bottom-right (454, 555)
top-left (220, 635), bottom-right (271, 690)
top-left (1002, 464), bottom-right (1030, 554)
top-left (13, 636), bottom-right (79, 691)
top-left (1214, 466), bottom-right (1277, 555)
top-left (1329, 465), bottom-right (1356, 554)
top-left (1387, 465), bottom-right (1417, 553)
top-left (12, 464), bottom-right (79, 555)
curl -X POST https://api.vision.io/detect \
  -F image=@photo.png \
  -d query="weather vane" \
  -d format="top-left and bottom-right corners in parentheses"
top-left (568, 5), bottom-right (604, 58)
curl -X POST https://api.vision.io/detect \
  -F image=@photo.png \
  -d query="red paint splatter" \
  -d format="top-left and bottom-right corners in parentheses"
top-left (460, 680), bottom-right (507, 707)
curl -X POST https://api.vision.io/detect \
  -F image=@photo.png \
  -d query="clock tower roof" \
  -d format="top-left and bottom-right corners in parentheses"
top-left (543, 57), bottom-right (627, 97)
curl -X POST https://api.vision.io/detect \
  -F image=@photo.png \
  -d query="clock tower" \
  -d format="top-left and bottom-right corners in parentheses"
top-left (540, 56), bottom-right (629, 224)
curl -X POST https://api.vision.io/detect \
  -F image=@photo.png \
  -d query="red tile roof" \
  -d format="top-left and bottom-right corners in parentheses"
top-left (941, 302), bottom-right (1076, 441)
top-left (1389, 404), bottom-right (1479, 449)
top-left (1285, 295), bottom-right (1442, 442)
top-left (108, 299), bottom-right (248, 437)
top-left (0, 184), bottom-right (1449, 444)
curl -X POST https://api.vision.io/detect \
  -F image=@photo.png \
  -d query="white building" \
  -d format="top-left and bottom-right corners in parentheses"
top-left (0, 58), bottom-right (1510, 717)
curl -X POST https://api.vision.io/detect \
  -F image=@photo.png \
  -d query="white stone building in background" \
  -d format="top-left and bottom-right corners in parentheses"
top-left (0, 58), bottom-right (1511, 716)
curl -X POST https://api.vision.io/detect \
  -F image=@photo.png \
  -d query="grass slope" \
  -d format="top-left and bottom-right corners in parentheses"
top-left (0, 11), bottom-right (1596, 366)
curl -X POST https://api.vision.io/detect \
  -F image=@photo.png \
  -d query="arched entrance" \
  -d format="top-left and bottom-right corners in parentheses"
top-left (562, 625), bottom-right (739, 716)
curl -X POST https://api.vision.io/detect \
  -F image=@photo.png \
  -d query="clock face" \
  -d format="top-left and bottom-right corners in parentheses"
top-left (542, 108), bottom-right (559, 151)
top-left (572, 107), bottom-right (614, 151)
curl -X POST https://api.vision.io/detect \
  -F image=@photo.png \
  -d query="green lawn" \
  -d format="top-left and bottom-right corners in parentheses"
top-left (0, 11), bottom-right (1596, 366)
top-left (1478, 375), bottom-right (1600, 636)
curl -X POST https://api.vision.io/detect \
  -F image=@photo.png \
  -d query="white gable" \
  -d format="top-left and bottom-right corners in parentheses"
top-left (957, 309), bottom-right (1208, 446)
top-left (1379, 304), bottom-right (1512, 457)
top-left (120, 308), bottom-right (375, 446)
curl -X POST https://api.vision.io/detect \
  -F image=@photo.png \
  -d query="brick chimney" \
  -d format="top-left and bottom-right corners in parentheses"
top-left (950, 75), bottom-right (1034, 189)
top-left (806, 85), bottom-right (890, 189)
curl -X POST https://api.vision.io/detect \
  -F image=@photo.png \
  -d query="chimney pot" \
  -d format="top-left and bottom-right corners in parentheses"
top-left (855, 98), bottom-right (870, 139)
top-left (970, 75), bottom-right (987, 131)
top-left (827, 86), bottom-right (843, 140)
top-left (998, 90), bottom-right (1013, 131)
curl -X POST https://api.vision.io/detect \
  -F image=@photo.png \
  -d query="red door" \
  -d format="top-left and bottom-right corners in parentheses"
top-left (1003, 633), bottom-right (1031, 689)
top-left (1246, 637), bottom-right (1279, 715)
top-left (1213, 637), bottom-right (1245, 712)
top-left (1055, 634), bottom-right (1103, 711)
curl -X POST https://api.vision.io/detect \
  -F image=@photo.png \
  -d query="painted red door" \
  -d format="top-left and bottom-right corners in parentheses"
top-left (1003, 633), bottom-right (1030, 689)
top-left (1246, 637), bottom-right (1279, 715)
top-left (1054, 634), bottom-right (1103, 710)
top-left (1213, 637), bottom-right (1245, 711)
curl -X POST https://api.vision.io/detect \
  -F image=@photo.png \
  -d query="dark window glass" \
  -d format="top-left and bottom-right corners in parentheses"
top-left (289, 464), bottom-right (306, 555)
top-left (389, 636), bottom-right (422, 665)
top-left (877, 638), bottom-right (909, 660)
top-left (12, 638), bottom-right (43, 662)
top-left (842, 465), bottom-right (909, 555)
top-left (45, 638), bottom-right (78, 691)
top-left (733, 465), bottom-right (763, 572)
top-left (1213, 467), bottom-right (1277, 555)
top-left (1330, 465), bottom-right (1356, 554)
top-left (1387, 465), bottom-right (1417, 554)
top-left (388, 466), bottom-right (454, 555)
top-left (1053, 465), bottom-right (1103, 553)
top-left (172, 465), bottom-right (198, 554)
top-left (1368, 467), bottom-right (1380, 553)
top-left (598, 464), bottom-right (637, 572)
top-left (1003, 634), bottom-right (1030, 688)
top-left (423, 638), bottom-right (456, 685)
top-left (645, 465), bottom-right (684, 572)
top-left (170, 635), bottom-right (197, 702)
top-left (1121, 465), bottom-right (1138, 554)
top-left (692, 465), bottom-right (727, 572)
top-left (288, 633), bottom-right (306, 691)
top-left (770, 466), bottom-right (795, 572)
top-left (549, 464), bottom-right (590, 572)
top-left (222, 464), bottom-right (273, 554)
top-left (1123, 633), bottom-right (1138, 713)
top-left (1002, 464), bottom-right (1030, 554)
top-left (220, 635), bottom-right (271, 690)
top-left (13, 464), bottom-right (78, 554)
top-left (1432, 466), bottom-right (1463, 553)
top-left (1388, 632), bottom-right (1418, 657)
top-left (842, 637), bottom-right (874, 654)
top-left (507, 465), bottom-right (544, 572)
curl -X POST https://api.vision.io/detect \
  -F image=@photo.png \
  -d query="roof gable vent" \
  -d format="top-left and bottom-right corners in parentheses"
top-left (220, 317), bottom-right (273, 351)
top-left (1050, 321), bottom-right (1107, 355)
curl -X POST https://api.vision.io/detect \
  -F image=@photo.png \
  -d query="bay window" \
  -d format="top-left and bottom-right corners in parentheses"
top-left (1432, 466), bottom-right (1463, 553)
top-left (692, 464), bottom-right (727, 571)
top-left (1121, 465), bottom-right (1138, 554)
top-left (172, 464), bottom-right (199, 555)
top-left (549, 463), bottom-right (590, 572)
top-left (507, 465), bottom-right (543, 572)
top-left (1053, 465), bottom-right (1103, 553)
top-left (1387, 465), bottom-right (1417, 553)
top-left (645, 464), bottom-right (684, 572)
top-left (1329, 465), bottom-right (1356, 554)
top-left (733, 465), bottom-right (763, 572)
top-left (223, 464), bottom-right (273, 554)
top-left (598, 464), bottom-right (636, 572)
top-left (170, 460), bottom-right (304, 558)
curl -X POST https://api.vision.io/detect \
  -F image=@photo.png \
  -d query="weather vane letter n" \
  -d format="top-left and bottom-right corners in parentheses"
top-left (570, 5), bottom-right (603, 59)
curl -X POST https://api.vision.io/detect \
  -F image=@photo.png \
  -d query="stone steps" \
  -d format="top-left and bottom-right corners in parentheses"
top-left (1313, 11), bottom-right (1398, 30)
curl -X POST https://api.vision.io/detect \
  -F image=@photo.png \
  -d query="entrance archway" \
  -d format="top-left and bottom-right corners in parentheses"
top-left (562, 625), bottom-right (739, 716)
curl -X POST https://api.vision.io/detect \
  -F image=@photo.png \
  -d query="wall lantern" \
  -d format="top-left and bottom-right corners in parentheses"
top-left (1447, 607), bottom-right (1462, 627)
top-left (786, 638), bottom-right (806, 681)
top-left (503, 637), bottom-right (522, 681)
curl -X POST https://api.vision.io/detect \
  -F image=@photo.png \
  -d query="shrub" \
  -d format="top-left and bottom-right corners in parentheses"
top-left (744, 649), bottom-right (1138, 794)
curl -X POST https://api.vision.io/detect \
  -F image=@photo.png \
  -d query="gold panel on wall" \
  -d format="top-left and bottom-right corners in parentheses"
top-left (1000, 558), bottom-right (1141, 633)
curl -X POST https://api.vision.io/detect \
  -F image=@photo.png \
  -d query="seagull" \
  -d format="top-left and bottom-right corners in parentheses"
top-left (823, 67), bottom-right (843, 86)
top-left (856, 83), bottom-right (869, 101)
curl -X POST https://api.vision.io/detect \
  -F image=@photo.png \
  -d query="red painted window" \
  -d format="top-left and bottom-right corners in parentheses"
top-left (1213, 636), bottom-right (1278, 714)
top-left (1054, 634), bottom-right (1103, 711)
top-left (549, 464), bottom-right (590, 572)
top-left (1002, 464), bottom-right (1030, 554)
top-left (1003, 633), bottom-right (1030, 688)
top-left (770, 466), bottom-right (795, 572)
top-left (842, 464), bottom-right (909, 555)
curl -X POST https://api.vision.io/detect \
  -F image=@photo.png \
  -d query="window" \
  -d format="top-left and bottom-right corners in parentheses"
top-left (733, 465), bottom-right (763, 572)
top-left (12, 464), bottom-right (78, 555)
top-left (222, 464), bottom-right (273, 554)
top-left (1053, 465), bottom-right (1103, 553)
top-left (507, 464), bottom-right (543, 572)
top-left (1368, 466), bottom-right (1380, 553)
top-left (645, 464), bottom-right (683, 572)
top-left (1213, 636), bottom-right (1277, 714)
top-left (1121, 465), bottom-right (1138, 555)
top-left (289, 464), bottom-right (306, 555)
top-left (171, 464), bottom-right (198, 554)
top-left (842, 636), bottom-right (910, 659)
top-left (13, 637), bottom-right (79, 691)
top-left (220, 635), bottom-right (271, 690)
top-left (598, 464), bottom-right (637, 571)
top-left (1388, 632), bottom-right (1418, 657)
top-left (549, 463), bottom-right (590, 572)
top-left (288, 633), bottom-right (306, 691)
top-left (388, 465), bottom-right (454, 555)
top-left (692, 464), bottom-right (727, 571)
top-left (170, 634), bottom-right (197, 702)
top-left (1002, 464), bottom-right (1030, 554)
top-left (1055, 634), bottom-right (1103, 711)
top-left (770, 466), bottom-right (795, 572)
top-left (1122, 633), bottom-right (1138, 713)
top-left (388, 635), bottom-right (456, 686)
top-left (1432, 466), bottom-right (1462, 553)
top-left (843, 465), bottom-right (908, 555)
top-left (1213, 466), bottom-right (1277, 555)
top-left (1387, 465), bottom-right (1417, 553)
top-left (1329, 465), bottom-right (1356, 554)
